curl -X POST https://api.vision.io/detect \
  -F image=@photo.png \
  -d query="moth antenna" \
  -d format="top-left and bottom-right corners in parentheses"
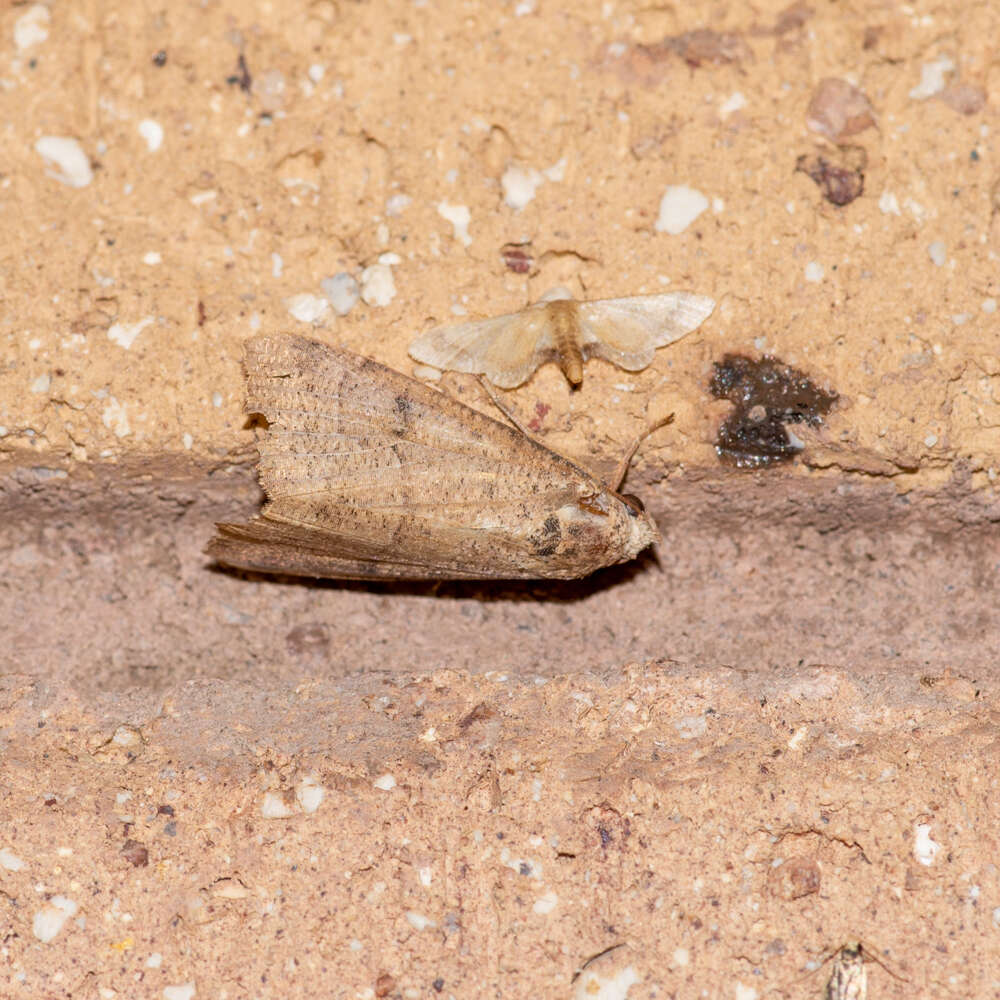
top-left (610, 413), bottom-right (675, 492)
top-left (477, 375), bottom-right (536, 439)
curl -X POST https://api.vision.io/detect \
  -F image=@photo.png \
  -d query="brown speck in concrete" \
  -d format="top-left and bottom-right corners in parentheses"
top-left (121, 839), bottom-right (149, 867)
top-left (710, 353), bottom-right (837, 468)
top-left (796, 147), bottom-right (867, 206)
top-left (501, 244), bottom-right (533, 274)
top-left (768, 855), bottom-right (821, 899)
top-left (806, 78), bottom-right (877, 142)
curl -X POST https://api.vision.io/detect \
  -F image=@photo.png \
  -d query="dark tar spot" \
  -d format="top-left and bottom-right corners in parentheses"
top-left (710, 353), bottom-right (837, 468)
top-left (152, 50), bottom-right (167, 67)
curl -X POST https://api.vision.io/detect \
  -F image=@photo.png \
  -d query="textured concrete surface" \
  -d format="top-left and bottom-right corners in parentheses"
top-left (2, 0), bottom-right (999, 997)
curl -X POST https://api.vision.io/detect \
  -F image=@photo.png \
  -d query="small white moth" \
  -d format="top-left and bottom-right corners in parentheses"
top-left (409, 287), bottom-right (716, 388)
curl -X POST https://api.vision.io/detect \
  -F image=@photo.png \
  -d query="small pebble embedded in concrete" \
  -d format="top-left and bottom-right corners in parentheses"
top-left (360, 263), bottom-right (396, 307)
top-left (0, 847), bottom-right (25, 871)
top-left (437, 200), bottom-right (472, 246)
top-left (909, 56), bottom-right (954, 99)
top-left (139, 119), bottom-right (164, 152)
top-left (322, 273), bottom-right (360, 315)
top-left (655, 185), bottom-right (708, 234)
top-left (674, 715), bottom-right (707, 739)
top-left (35, 136), bottom-right (94, 188)
top-left (928, 241), bottom-right (947, 266)
top-left (373, 773), bottom-right (396, 790)
top-left (501, 164), bottom-right (543, 210)
top-left (805, 261), bottom-right (824, 283)
top-left (162, 984), bottom-right (196, 1000)
top-left (914, 823), bottom-right (940, 865)
top-left (260, 791), bottom-right (294, 819)
top-left (285, 293), bottom-right (329, 323)
top-left (14, 4), bottom-right (50, 49)
top-left (33, 895), bottom-right (78, 943)
top-left (108, 317), bottom-right (154, 350)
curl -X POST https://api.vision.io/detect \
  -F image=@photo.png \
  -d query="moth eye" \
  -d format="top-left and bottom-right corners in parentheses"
top-left (577, 493), bottom-right (609, 517)
top-left (620, 493), bottom-right (645, 516)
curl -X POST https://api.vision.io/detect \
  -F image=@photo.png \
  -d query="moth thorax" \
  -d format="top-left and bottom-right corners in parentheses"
top-left (546, 300), bottom-right (584, 385)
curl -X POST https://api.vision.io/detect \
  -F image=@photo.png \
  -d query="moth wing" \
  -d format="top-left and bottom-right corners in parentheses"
top-left (207, 333), bottom-right (594, 579)
top-left (577, 293), bottom-right (715, 371)
top-left (209, 519), bottom-right (505, 580)
top-left (409, 303), bottom-right (556, 388)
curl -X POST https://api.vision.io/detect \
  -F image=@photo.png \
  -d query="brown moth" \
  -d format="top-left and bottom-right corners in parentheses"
top-left (408, 286), bottom-right (715, 388)
top-left (207, 334), bottom-right (660, 580)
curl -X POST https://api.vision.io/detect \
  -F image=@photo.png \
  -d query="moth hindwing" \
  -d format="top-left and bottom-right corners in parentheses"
top-left (207, 334), bottom-right (660, 581)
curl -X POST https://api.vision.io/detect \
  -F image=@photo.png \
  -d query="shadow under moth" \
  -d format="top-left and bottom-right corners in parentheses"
top-left (207, 334), bottom-right (660, 580)
top-left (408, 287), bottom-right (715, 387)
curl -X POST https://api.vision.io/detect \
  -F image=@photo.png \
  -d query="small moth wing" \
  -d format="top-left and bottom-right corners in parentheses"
top-left (577, 293), bottom-right (716, 371)
top-left (208, 334), bottom-right (658, 580)
top-left (408, 302), bottom-right (556, 388)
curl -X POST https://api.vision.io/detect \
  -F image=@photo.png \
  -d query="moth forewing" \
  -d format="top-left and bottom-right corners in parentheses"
top-left (408, 290), bottom-right (715, 387)
top-left (207, 334), bottom-right (659, 581)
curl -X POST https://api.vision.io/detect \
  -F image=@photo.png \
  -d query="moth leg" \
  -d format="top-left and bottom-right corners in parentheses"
top-left (477, 375), bottom-right (536, 440)
top-left (609, 413), bottom-right (675, 491)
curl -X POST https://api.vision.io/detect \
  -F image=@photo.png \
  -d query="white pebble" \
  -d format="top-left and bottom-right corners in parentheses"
top-left (146, 953), bottom-right (163, 969)
top-left (373, 773), bottom-right (396, 791)
top-left (30, 374), bottom-right (51, 394)
top-left (672, 948), bottom-right (690, 967)
top-left (296, 776), bottom-right (325, 814)
top-left (909, 56), bottom-right (954, 100)
top-left (572, 964), bottom-right (639, 1000)
top-left (321, 273), bottom-right (360, 315)
top-left (35, 136), bottom-right (94, 189)
top-left (982, 298), bottom-right (997, 313)
top-left (655, 185), bottom-right (708, 235)
top-left (285, 293), bottom-right (329, 323)
top-left (33, 896), bottom-right (78, 943)
top-left (182, 433), bottom-right (193, 450)
top-left (734, 985), bottom-right (759, 1000)
top-left (928, 241), bottom-right (947, 266)
top-left (386, 193), bottom-right (412, 216)
top-left (102, 398), bottom-right (131, 438)
top-left (532, 891), bottom-right (558, 914)
top-left (501, 164), bottom-right (543, 210)
top-left (14, 4), bottom-right (50, 49)
top-left (673, 715), bottom-right (707, 739)
top-left (924, 434), bottom-right (938, 447)
top-left (804, 261), bottom-right (824, 283)
top-left (143, 251), bottom-right (162, 265)
top-left (360, 263), bottom-right (396, 307)
top-left (260, 792), bottom-right (294, 819)
top-left (107, 316), bottom-right (154, 350)
top-left (308, 64), bottom-right (325, 83)
top-left (878, 190), bottom-right (901, 215)
top-left (544, 157), bottom-right (567, 182)
top-left (914, 823), bottom-right (941, 866)
top-left (437, 200), bottom-right (472, 246)
top-left (404, 911), bottom-right (436, 931)
top-left (719, 91), bottom-right (746, 115)
top-left (138, 119), bottom-right (164, 153)
top-left (0, 847), bottom-right (25, 871)
top-left (162, 984), bottom-right (196, 1000)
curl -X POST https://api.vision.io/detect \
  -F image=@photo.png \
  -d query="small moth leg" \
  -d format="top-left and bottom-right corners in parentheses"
top-left (477, 376), bottom-right (536, 438)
